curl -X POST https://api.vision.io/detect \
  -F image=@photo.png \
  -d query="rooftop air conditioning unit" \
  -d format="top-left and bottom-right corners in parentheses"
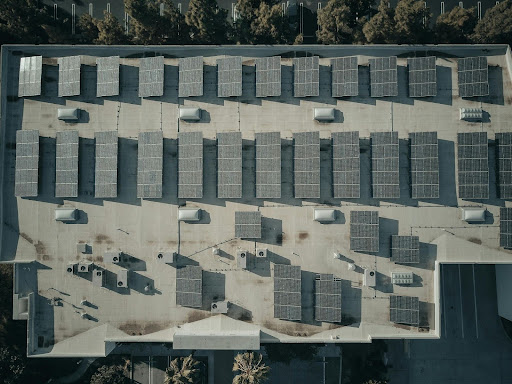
top-left (461, 207), bottom-right (486, 223)
top-left (237, 250), bottom-right (248, 269)
top-left (314, 108), bottom-right (335, 122)
top-left (117, 269), bottom-right (128, 288)
top-left (104, 251), bottom-right (121, 263)
top-left (92, 269), bottom-right (104, 287)
top-left (77, 262), bottom-right (92, 273)
top-left (256, 248), bottom-right (267, 258)
top-left (156, 251), bottom-right (176, 264)
top-left (77, 243), bottom-right (87, 254)
top-left (363, 269), bottom-right (376, 287)
top-left (460, 107), bottom-right (483, 121)
top-left (211, 301), bottom-right (229, 314)
top-left (66, 263), bottom-right (77, 274)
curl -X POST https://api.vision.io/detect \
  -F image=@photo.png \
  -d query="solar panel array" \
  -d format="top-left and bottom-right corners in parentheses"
top-left (18, 56), bottom-right (42, 97)
top-left (235, 211), bottom-right (261, 239)
top-left (137, 131), bottom-right (163, 199)
top-left (255, 132), bottom-right (281, 199)
top-left (15, 130), bottom-right (39, 197)
top-left (458, 56), bottom-right (489, 98)
top-left (274, 264), bottom-right (301, 321)
top-left (176, 266), bottom-right (203, 308)
top-left (178, 131), bottom-right (203, 199)
top-left (58, 56), bottom-right (81, 97)
top-left (371, 131), bottom-right (399, 199)
top-left (96, 56), bottom-right (120, 97)
top-left (410, 132), bottom-right (439, 199)
top-left (217, 132), bottom-right (242, 199)
top-left (55, 130), bottom-right (79, 197)
top-left (391, 235), bottom-right (420, 264)
top-left (255, 56), bottom-right (281, 97)
top-left (496, 133), bottom-right (512, 199)
top-left (95, 131), bottom-right (118, 198)
top-left (457, 132), bottom-right (489, 199)
top-left (369, 56), bottom-right (398, 97)
top-left (332, 131), bottom-right (360, 198)
top-left (390, 295), bottom-right (419, 326)
top-left (314, 274), bottom-right (342, 323)
top-left (331, 57), bottom-right (358, 97)
top-left (500, 207), bottom-right (512, 248)
top-left (408, 56), bottom-right (437, 98)
top-left (139, 56), bottom-right (164, 97)
top-left (350, 211), bottom-right (379, 253)
top-left (179, 56), bottom-right (203, 97)
top-left (293, 56), bottom-right (319, 97)
top-left (217, 56), bottom-right (242, 97)
top-left (294, 131), bottom-right (320, 198)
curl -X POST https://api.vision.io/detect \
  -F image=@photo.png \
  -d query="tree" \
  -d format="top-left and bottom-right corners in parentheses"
top-left (90, 365), bottom-right (128, 384)
top-left (251, 2), bottom-right (293, 44)
top-left (233, 352), bottom-right (270, 384)
top-left (472, 0), bottom-right (512, 43)
top-left (0, 347), bottom-right (25, 384)
top-left (264, 343), bottom-right (319, 365)
top-left (96, 11), bottom-right (129, 44)
top-left (435, 6), bottom-right (477, 43)
top-left (0, 0), bottom-right (52, 44)
top-left (394, 0), bottom-right (431, 44)
top-left (164, 355), bottom-right (201, 384)
top-left (185, 0), bottom-right (231, 43)
top-left (363, 0), bottom-right (395, 43)
top-left (317, 0), bottom-right (356, 44)
top-left (78, 14), bottom-right (99, 43)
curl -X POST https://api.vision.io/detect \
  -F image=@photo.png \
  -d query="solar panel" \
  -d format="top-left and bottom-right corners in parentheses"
top-left (179, 56), bottom-right (203, 97)
top-left (350, 211), bottom-right (379, 253)
top-left (410, 132), bottom-right (439, 199)
top-left (274, 264), bottom-right (301, 321)
top-left (500, 207), bottom-right (512, 248)
top-left (332, 131), bottom-right (360, 198)
top-left (408, 56), bottom-right (436, 98)
top-left (255, 132), bottom-right (281, 199)
top-left (139, 56), bottom-right (164, 97)
top-left (178, 131), bottom-right (203, 199)
top-left (217, 56), bottom-right (242, 97)
top-left (58, 56), bottom-right (81, 97)
top-left (293, 56), bottom-right (319, 97)
top-left (137, 131), bottom-right (163, 199)
top-left (55, 130), bottom-right (79, 197)
top-left (457, 132), bottom-right (489, 199)
top-left (391, 235), bottom-right (420, 264)
top-left (458, 56), bottom-right (489, 98)
top-left (331, 57), bottom-right (358, 97)
top-left (314, 274), bottom-right (342, 323)
top-left (294, 131), bottom-right (320, 198)
top-left (369, 56), bottom-right (398, 97)
top-left (176, 266), bottom-right (203, 308)
top-left (255, 56), bottom-right (281, 97)
top-left (235, 211), bottom-right (261, 239)
top-left (496, 133), bottom-right (512, 199)
top-left (15, 130), bottom-right (39, 197)
top-left (95, 131), bottom-right (118, 198)
top-left (371, 131), bottom-right (399, 199)
top-left (18, 56), bottom-right (42, 97)
top-left (217, 132), bottom-right (242, 199)
top-left (96, 56), bottom-right (119, 97)
top-left (390, 295), bottom-right (419, 326)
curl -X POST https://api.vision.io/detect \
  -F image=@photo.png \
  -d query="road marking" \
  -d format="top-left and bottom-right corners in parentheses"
top-left (441, 265), bottom-right (447, 337)
top-left (458, 264), bottom-right (464, 338)
top-left (473, 264), bottom-right (479, 338)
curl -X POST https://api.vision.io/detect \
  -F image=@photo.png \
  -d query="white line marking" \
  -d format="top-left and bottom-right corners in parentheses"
top-left (458, 264), bottom-right (464, 338)
top-left (472, 264), bottom-right (479, 338)
top-left (441, 266), bottom-right (447, 337)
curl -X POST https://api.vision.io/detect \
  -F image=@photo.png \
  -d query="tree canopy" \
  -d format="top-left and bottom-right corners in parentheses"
top-left (233, 352), bottom-right (270, 384)
top-left (90, 364), bottom-right (128, 384)
top-left (317, 0), bottom-right (357, 44)
top-left (363, 0), bottom-right (395, 43)
top-left (394, 0), bottom-right (431, 44)
top-left (78, 13), bottom-right (100, 44)
top-left (96, 11), bottom-right (128, 45)
top-left (435, 6), bottom-right (476, 43)
top-left (164, 355), bottom-right (202, 384)
top-left (186, 0), bottom-right (231, 43)
top-left (0, 347), bottom-right (25, 384)
top-left (472, 0), bottom-right (512, 43)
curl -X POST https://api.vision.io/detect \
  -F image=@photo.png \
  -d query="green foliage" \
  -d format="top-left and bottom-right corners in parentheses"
top-left (316, 0), bottom-right (369, 44)
top-left (0, 0), bottom-right (52, 44)
top-left (78, 14), bottom-right (100, 44)
top-left (394, 0), bottom-right (431, 44)
top-left (96, 11), bottom-right (129, 45)
top-left (472, 0), bottom-right (512, 43)
top-left (90, 364), bottom-right (129, 384)
top-left (0, 347), bottom-right (25, 384)
top-left (164, 355), bottom-right (202, 384)
top-left (363, 0), bottom-right (395, 43)
top-left (186, 0), bottom-right (231, 43)
top-left (264, 343), bottom-right (319, 365)
top-left (233, 352), bottom-right (270, 384)
top-left (435, 6), bottom-right (476, 43)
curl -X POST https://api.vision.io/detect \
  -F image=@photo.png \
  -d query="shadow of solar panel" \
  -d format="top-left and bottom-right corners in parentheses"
top-left (15, 130), bottom-right (39, 197)
top-left (58, 56), bottom-right (81, 97)
top-left (314, 274), bottom-right (342, 323)
top-left (137, 131), bottom-right (163, 199)
top-left (18, 56), bottom-right (42, 97)
top-left (294, 132), bottom-right (320, 198)
top-left (500, 207), bottom-right (512, 248)
top-left (56, 130), bottom-right (79, 197)
top-left (255, 56), bottom-right (281, 97)
top-left (178, 131), bottom-right (203, 199)
top-left (96, 56), bottom-right (119, 97)
top-left (217, 132), bottom-right (242, 198)
top-left (331, 57), bottom-right (358, 97)
top-left (179, 56), bottom-right (203, 97)
top-left (235, 211), bottom-right (261, 238)
top-left (217, 56), bottom-right (242, 97)
top-left (458, 56), bottom-right (489, 98)
top-left (350, 211), bottom-right (379, 252)
top-left (274, 264), bottom-right (301, 320)
top-left (390, 295), bottom-right (419, 325)
top-left (391, 235), bottom-right (420, 263)
top-left (139, 56), bottom-right (164, 97)
top-left (457, 132), bottom-right (489, 199)
top-left (95, 131), bottom-right (118, 198)
top-left (293, 56), bottom-right (319, 97)
top-left (371, 132), bottom-right (399, 198)
top-left (410, 132), bottom-right (439, 199)
top-left (496, 133), bottom-right (512, 199)
top-left (255, 132), bottom-right (281, 199)
top-left (408, 56), bottom-right (437, 97)
top-left (369, 56), bottom-right (398, 97)
top-left (332, 131), bottom-right (360, 198)
top-left (176, 266), bottom-right (203, 308)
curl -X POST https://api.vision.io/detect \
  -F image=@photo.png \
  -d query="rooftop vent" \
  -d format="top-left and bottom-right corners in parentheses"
top-left (237, 250), bottom-right (248, 269)
top-left (117, 269), bottom-right (128, 288)
top-left (363, 269), bottom-right (376, 287)
top-left (66, 263), bottom-right (77, 274)
top-left (77, 262), bottom-right (91, 273)
top-left (156, 251), bottom-right (175, 264)
top-left (314, 107), bottom-right (335, 121)
top-left (461, 207), bottom-right (486, 222)
top-left (92, 269), bottom-right (104, 287)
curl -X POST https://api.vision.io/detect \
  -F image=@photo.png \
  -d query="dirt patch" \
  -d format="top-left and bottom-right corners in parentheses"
top-left (298, 232), bottom-right (309, 241)
top-left (94, 234), bottom-right (111, 244)
top-left (263, 320), bottom-right (322, 337)
top-left (34, 241), bottom-right (46, 255)
top-left (393, 323), bottom-right (411, 331)
top-left (118, 321), bottom-right (171, 336)
top-left (468, 237), bottom-right (482, 245)
top-left (186, 310), bottom-right (211, 323)
top-left (19, 232), bottom-right (34, 244)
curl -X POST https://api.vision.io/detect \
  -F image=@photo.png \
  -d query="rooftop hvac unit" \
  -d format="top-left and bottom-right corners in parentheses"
top-left (92, 269), bottom-right (104, 287)
top-left (237, 250), bottom-right (248, 269)
top-left (460, 108), bottom-right (483, 121)
top-left (156, 251), bottom-right (176, 264)
top-left (256, 248), bottom-right (267, 258)
top-left (117, 269), bottom-right (128, 288)
top-left (314, 208), bottom-right (336, 222)
top-left (461, 207), bottom-right (486, 223)
top-left (77, 262), bottom-right (92, 273)
top-left (104, 251), bottom-right (121, 263)
top-left (76, 243), bottom-right (87, 254)
top-left (314, 108), bottom-right (335, 122)
top-left (391, 271), bottom-right (414, 285)
top-left (55, 207), bottom-right (78, 222)
top-left (66, 263), bottom-right (77, 274)
top-left (211, 301), bottom-right (229, 314)
top-left (363, 269), bottom-right (376, 287)
top-left (212, 247), bottom-right (220, 255)
top-left (179, 107), bottom-right (202, 121)
top-left (57, 108), bottom-right (80, 121)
